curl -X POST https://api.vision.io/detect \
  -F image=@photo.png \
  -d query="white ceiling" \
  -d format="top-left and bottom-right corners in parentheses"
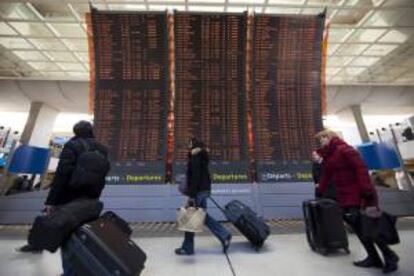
top-left (0, 80), bottom-right (412, 117)
top-left (0, 0), bottom-right (413, 85)
top-left (327, 85), bottom-right (414, 115)
top-left (0, 79), bottom-right (88, 113)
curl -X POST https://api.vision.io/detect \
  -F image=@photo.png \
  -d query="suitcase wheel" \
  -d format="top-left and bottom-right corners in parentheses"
top-left (309, 244), bottom-right (316, 252)
top-left (252, 243), bottom-right (262, 252)
top-left (319, 248), bottom-right (329, 256)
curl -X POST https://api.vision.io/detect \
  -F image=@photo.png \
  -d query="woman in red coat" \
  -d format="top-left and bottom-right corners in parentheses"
top-left (316, 130), bottom-right (399, 274)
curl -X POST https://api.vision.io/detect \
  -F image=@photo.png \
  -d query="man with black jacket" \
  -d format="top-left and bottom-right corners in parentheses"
top-left (18, 121), bottom-right (108, 276)
top-left (44, 121), bottom-right (108, 210)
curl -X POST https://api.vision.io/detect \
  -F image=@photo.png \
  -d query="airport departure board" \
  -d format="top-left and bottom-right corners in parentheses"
top-left (91, 9), bottom-right (168, 184)
top-left (173, 12), bottom-right (249, 183)
top-left (252, 13), bottom-right (325, 182)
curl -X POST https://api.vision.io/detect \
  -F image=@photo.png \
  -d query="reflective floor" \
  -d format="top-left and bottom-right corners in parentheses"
top-left (0, 229), bottom-right (413, 276)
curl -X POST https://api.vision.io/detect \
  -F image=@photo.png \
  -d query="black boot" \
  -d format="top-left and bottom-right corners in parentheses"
top-left (353, 256), bottom-right (383, 268)
top-left (354, 239), bottom-right (383, 269)
top-left (382, 251), bottom-right (399, 274)
top-left (376, 240), bottom-right (399, 274)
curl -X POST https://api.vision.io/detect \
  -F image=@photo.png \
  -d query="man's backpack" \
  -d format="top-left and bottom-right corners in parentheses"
top-left (69, 139), bottom-right (110, 189)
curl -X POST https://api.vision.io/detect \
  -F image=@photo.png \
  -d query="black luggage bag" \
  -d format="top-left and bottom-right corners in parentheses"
top-left (302, 199), bottom-right (349, 255)
top-left (28, 199), bottom-right (103, 252)
top-left (211, 198), bottom-right (270, 250)
top-left (62, 213), bottom-right (146, 276)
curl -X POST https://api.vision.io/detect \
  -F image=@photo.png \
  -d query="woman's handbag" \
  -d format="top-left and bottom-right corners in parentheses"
top-left (176, 206), bottom-right (206, 233)
top-left (360, 208), bottom-right (400, 245)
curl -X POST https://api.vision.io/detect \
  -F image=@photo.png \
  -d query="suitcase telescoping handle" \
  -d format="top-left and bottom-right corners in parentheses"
top-left (209, 196), bottom-right (226, 214)
top-left (209, 196), bottom-right (236, 276)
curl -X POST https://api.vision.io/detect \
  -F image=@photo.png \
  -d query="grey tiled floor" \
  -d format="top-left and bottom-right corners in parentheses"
top-left (0, 230), bottom-right (413, 276)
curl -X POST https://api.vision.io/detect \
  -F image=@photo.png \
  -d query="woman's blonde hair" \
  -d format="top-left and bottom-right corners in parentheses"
top-left (315, 129), bottom-right (339, 140)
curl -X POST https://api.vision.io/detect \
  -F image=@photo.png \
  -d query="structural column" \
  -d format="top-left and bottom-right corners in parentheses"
top-left (20, 102), bottom-right (59, 148)
top-left (337, 104), bottom-right (370, 144)
top-left (350, 104), bottom-right (370, 143)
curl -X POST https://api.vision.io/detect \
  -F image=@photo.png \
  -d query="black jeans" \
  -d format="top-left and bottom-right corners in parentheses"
top-left (343, 207), bottom-right (394, 260)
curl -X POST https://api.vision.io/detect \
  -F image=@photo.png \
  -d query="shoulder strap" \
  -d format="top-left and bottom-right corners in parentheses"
top-left (77, 138), bottom-right (90, 153)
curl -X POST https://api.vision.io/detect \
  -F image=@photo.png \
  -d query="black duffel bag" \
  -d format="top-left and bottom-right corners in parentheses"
top-left (28, 198), bottom-right (103, 252)
top-left (360, 211), bottom-right (400, 245)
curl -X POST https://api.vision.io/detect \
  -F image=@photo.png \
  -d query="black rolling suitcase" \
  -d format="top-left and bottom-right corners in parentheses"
top-left (210, 198), bottom-right (270, 250)
top-left (101, 211), bottom-right (133, 237)
top-left (62, 214), bottom-right (146, 276)
top-left (302, 199), bottom-right (349, 255)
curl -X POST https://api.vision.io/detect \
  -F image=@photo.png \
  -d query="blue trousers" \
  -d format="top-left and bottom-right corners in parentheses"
top-left (181, 192), bottom-right (231, 253)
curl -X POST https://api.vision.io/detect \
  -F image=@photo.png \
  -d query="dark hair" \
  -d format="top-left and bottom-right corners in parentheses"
top-left (190, 137), bottom-right (205, 149)
top-left (73, 120), bottom-right (94, 138)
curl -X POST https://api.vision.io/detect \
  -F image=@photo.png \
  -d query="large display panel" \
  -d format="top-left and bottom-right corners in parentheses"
top-left (91, 9), bottom-right (169, 184)
top-left (173, 12), bottom-right (249, 183)
top-left (252, 13), bottom-right (325, 182)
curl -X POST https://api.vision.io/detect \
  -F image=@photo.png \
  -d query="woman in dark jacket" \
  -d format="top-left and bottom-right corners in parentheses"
top-left (175, 138), bottom-right (232, 255)
top-left (316, 130), bottom-right (399, 274)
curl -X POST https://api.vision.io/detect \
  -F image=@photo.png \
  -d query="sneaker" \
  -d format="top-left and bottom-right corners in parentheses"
top-left (16, 244), bottom-right (42, 254)
top-left (174, 248), bottom-right (194, 256)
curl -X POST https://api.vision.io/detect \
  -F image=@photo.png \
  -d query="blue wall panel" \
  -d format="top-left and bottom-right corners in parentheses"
top-left (0, 183), bottom-right (413, 224)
